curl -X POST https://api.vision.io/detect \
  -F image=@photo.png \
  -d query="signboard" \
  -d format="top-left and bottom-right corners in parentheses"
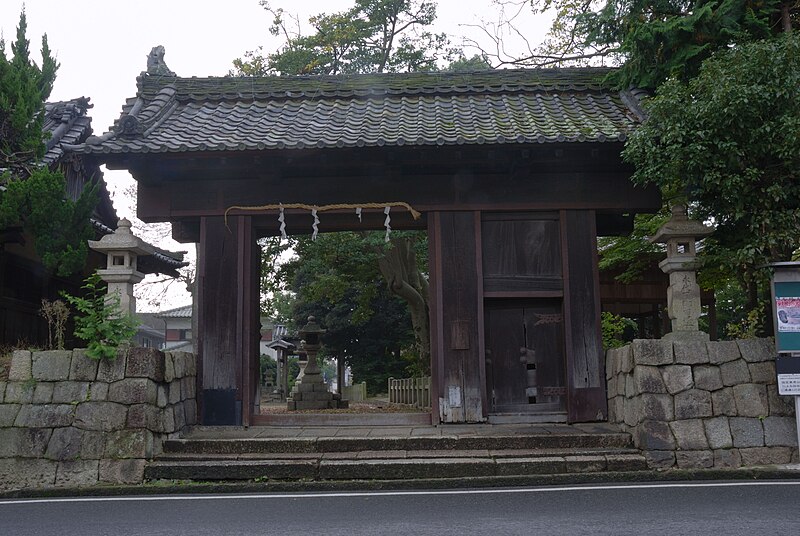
top-left (773, 282), bottom-right (800, 353)
top-left (776, 356), bottom-right (800, 396)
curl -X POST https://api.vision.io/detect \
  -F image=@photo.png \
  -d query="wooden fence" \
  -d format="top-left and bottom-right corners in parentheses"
top-left (388, 376), bottom-right (431, 408)
top-left (342, 382), bottom-right (367, 402)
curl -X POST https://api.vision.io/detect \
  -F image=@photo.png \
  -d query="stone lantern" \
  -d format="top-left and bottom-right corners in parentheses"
top-left (650, 205), bottom-right (713, 340)
top-left (88, 218), bottom-right (152, 316)
top-left (286, 316), bottom-right (347, 410)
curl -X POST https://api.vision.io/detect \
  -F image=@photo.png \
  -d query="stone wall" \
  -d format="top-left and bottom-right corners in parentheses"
top-left (0, 347), bottom-right (196, 490)
top-left (607, 338), bottom-right (798, 469)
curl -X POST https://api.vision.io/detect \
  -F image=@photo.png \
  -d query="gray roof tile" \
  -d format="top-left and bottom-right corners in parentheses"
top-left (71, 67), bottom-right (643, 156)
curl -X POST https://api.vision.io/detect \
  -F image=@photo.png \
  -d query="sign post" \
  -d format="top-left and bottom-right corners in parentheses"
top-left (769, 262), bottom-right (800, 453)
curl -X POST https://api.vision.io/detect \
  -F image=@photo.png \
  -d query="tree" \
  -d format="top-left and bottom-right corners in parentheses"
top-left (477, 1), bottom-right (796, 88)
top-left (233, 0), bottom-right (451, 76)
top-left (0, 10), bottom-right (98, 277)
top-left (624, 34), bottom-right (800, 329)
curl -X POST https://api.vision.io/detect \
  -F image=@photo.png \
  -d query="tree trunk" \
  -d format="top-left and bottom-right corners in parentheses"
top-left (376, 236), bottom-right (430, 375)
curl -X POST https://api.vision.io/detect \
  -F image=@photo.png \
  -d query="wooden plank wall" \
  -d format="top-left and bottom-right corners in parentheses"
top-left (562, 210), bottom-right (607, 422)
top-left (430, 211), bottom-right (485, 423)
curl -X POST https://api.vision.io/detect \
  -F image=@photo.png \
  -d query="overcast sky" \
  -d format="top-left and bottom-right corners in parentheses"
top-left (0, 0), bottom-right (551, 310)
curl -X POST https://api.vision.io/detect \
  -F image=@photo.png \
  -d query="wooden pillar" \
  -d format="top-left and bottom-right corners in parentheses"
top-left (561, 210), bottom-right (607, 422)
top-left (429, 211), bottom-right (485, 423)
top-left (197, 215), bottom-right (257, 425)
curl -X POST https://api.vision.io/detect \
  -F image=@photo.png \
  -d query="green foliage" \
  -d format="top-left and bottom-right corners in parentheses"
top-left (39, 299), bottom-right (69, 350)
top-left (0, 9), bottom-right (58, 168)
top-left (625, 34), bottom-right (800, 331)
top-left (0, 168), bottom-right (98, 276)
top-left (0, 10), bottom-right (97, 277)
top-left (598, 211), bottom-right (669, 283)
top-left (445, 53), bottom-right (492, 72)
top-left (527, 0), bottom-right (792, 88)
top-left (601, 311), bottom-right (637, 350)
top-left (62, 273), bottom-right (138, 360)
top-left (233, 0), bottom-right (451, 75)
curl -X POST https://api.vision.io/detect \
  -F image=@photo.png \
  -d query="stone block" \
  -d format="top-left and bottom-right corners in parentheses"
top-left (733, 384), bottom-right (769, 417)
top-left (171, 352), bottom-right (186, 377)
top-left (713, 449), bottom-right (741, 468)
top-left (748, 362), bottom-right (775, 384)
top-left (729, 417), bottom-right (764, 448)
top-left (0, 428), bottom-right (52, 457)
top-left (633, 366), bottom-right (667, 394)
top-left (693, 365), bottom-right (723, 392)
top-left (606, 348), bottom-right (618, 379)
top-left (673, 340), bottom-right (710, 365)
top-left (96, 352), bottom-right (127, 382)
top-left (616, 373), bottom-right (627, 396)
top-left (0, 381), bottom-right (5, 403)
top-left (662, 365), bottom-right (693, 394)
top-left (169, 381), bottom-right (182, 405)
top-left (0, 458), bottom-right (56, 489)
top-left (157, 384), bottom-right (169, 408)
top-left (32, 382), bottom-right (54, 403)
top-left (720, 359), bottom-right (751, 386)
top-left (763, 416), bottom-right (798, 447)
top-left (161, 406), bottom-right (176, 433)
top-left (126, 404), bottom-right (161, 431)
top-left (104, 429), bottom-right (153, 459)
top-left (0, 404), bottom-right (20, 427)
top-left (618, 345), bottom-right (634, 374)
top-left (45, 427), bottom-right (83, 461)
top-left (670, 419), bottom-right (709, 450)
top-left (607, 376), bottom-right (617, 398)
top-left (676, 450), bottom-right (714, 469)
top-left (32, 350), bottom-right (72, 381)
top-left (608, 396), bottom-right (623, 423)
top-left (69, 349), bottom-right (98, 381)
top-left (767, 386), bottom-right (794, 416)
top-left (635, 420), bottom-right (676, 450)
top-left (4, 382), bottom-right (34, 404)
top-left (739, 447), bottom-right (794, 466)
top-left (8, 350), bottom-right (32, 381)
top-left (55, 460), bottom-right (99, 487)
top-left (182, 376), bottom-right (196, 399)
top-left (125, 347), bottom-right (164, 382)
top-left (163, 352), bottom-right (175, 382)
top-left (173, 403), bottom-right (186, 430)
top-left (74, 401), bottom-right (128, 432)
top-left (108, 378), bottom-right (157, 405)
top-left (632, 339), bottom-right (674, 366)
top-left (645, 450), bottom-right (676, 470)
top-left (674, 389), bottom-right (713, 419)
top-left (623, 396), bottom-right (641, 427)
top-left (14, 404), bottom-right (75, 428)
top-left (707, 341), bottom-right (741, 364)
top-left (99, 459), bottom-right (146, 484)
top-left (712, 387), bottom-right (737, 416)
top-left (52, 382), bottom-right (90, 404)
top-left (89, 382), bottom-right (109, 401)
top-left (625, 375), bottom-right (635, 399)
top-left (184, 399), bottom-right (197, 425)
top-left (80, 431), bottom-right (106, 460)
top-left (704, 417), bottom-right (733, 449)
top-left (178, 351), bottom-right (196, 376)
top-left (640, 393), bottom-right (674, 421)
top-left (737, 338), bottom-right (774, 363)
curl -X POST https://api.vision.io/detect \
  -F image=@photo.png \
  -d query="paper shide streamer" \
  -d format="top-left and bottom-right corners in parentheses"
top-left (384, 206), bottom-right (391, 242)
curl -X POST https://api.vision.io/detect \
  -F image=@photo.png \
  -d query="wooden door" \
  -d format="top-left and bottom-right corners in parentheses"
top-left (484, 299), bottom-right (566, 413)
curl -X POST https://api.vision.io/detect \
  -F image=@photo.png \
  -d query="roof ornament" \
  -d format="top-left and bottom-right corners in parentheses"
top-left (116, 115), bottom-right (144, 139)
top-left (146, 45), bottom-right (176, 77)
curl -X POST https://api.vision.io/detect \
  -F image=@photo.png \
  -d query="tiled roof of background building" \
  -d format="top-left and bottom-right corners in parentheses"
top-left (72, 67), bottom-right (647, 156)
top-left (156, 304), bottom-right (193, 318)
top-left (42, 97), bottom-right (94, 165)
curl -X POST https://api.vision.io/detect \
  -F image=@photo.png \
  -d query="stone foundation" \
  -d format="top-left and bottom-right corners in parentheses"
top-left (607, 338), bottom-right (798, 469)
top-left (0, 347), bottom-right (197, 490)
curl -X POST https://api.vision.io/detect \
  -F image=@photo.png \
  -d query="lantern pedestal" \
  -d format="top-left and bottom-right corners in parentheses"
top-left (286, 317), bottom-right (347, 410)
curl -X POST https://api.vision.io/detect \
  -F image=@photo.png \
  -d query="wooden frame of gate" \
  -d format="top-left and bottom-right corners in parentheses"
top-left (74, 66), bottom-right (661, 426)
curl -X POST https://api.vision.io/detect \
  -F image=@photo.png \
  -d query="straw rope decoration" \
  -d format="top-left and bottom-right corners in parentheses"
top-left (223, 202), bottom-right (423, 240)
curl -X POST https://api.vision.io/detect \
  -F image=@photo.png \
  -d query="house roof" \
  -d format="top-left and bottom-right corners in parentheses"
top-left (156, 304), bottom-right (193, 318)
top-left (43, 97), bottom-right (95, 166)
top-left (70, 65), bottom-right (646, 157)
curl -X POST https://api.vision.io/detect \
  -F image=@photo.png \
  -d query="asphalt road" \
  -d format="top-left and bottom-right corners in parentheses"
top-left (3, 481), bottom-right (800, 535)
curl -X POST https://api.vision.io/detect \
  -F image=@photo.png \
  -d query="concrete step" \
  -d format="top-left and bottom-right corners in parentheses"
top-left (145, 452), bottom-right (647, 481)
top-left (161, 432), bottom-right (633, 455)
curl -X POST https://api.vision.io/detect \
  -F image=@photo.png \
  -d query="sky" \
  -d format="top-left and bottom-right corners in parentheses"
top-left (0, 0), bottom-right (551, 311)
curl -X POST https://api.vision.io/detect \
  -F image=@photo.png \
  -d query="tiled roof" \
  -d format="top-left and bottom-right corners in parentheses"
top-left (156, 304), bottom-right (193, 318)
top-left (43, 98), bottom-right (94, 165)
top-left (72, 67), bottom-right (646, 156)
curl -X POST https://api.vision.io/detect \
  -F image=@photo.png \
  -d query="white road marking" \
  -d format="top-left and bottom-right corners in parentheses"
top-left (2, 480), bottom-right (800, 505)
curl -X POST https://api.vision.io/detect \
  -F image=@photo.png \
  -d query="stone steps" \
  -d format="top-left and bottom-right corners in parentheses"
top-left (146, 428), bottom-right (647, 483)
